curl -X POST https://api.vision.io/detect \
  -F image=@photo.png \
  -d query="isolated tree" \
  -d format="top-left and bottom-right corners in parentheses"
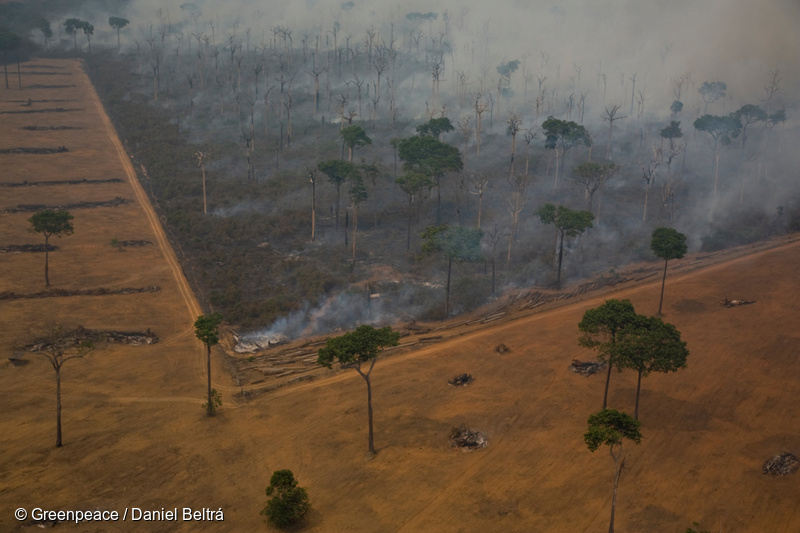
top-left (194, 313), bottom-right (223, 417)
top-left (261, 470), bottom-right (311, 530)
top-left (399, 135), bottom-right (463, 224)
top-left (421, 225), bottom-right (484, 317)
top-left (23, 325), bottom-right (96, 447)
top-left (80, 21), bottom-right (94, 55)
top-left (693, 114), bottom-right (741, 197)
top-left (537, 204), bottom-right (594, 289)
top-left (468, 169), bottom-right (491, 229)
top-left (669, 100), bottom-right (683, 118)
top-left (416, 117), bottom-right (454, 141)
top-left (195, 151), bottom-right (208, 214)
top-left (578, 299), bottom-right (638, 409)
top-left (614, 315), bottom-right (689, 420)
top-left (317, 325), bottom-right (400, 454)
top-left (651, 227), bottom-right (688, 316)
top-left (584, 409), bottom-right (643, 533)
top-left (318, 159), bottom-right (358, 229)
top-left (40, 21), bottom-right (52, 50)
top-left (639, 150), bottom-right (661, 223)
top-left (542, 116), bottom-right (591, 190)
top-left (571, 162), bottom-right (619, 215)
top-left (341, 125), bottom-right (371, 162)
top-left (507, 113), bottom-right (523, 174)
top-left (348, 175), bottom-right (368, 264)
top-left (64, 18), bottom-right (84, 58)
top-left (28, 210), bottom-right (74, 287)
top-left (0, 28), bottom-right (22, 89)
top-left (698, 81), bottom-right (726, 114)
top-left (660, 121), bottom-right (683, 172)
top-left (733, 104), bottom-right (767, 154)
top-left (108, 16), bottom-right (129, 51)
top-left (396, 171), bottom-right (434, 251)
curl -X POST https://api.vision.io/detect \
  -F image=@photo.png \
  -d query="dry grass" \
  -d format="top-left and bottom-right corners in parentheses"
top-left (2, 60), bottom-right (799, 533)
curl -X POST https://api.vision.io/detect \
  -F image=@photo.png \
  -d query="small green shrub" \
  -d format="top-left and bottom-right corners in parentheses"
top-left (260, 470), bottom-right (311, 529)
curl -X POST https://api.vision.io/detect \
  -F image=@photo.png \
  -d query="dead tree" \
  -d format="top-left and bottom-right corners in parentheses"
top-left (458, 116), bottom-right (473, 164)
top-left (485, 223), bottom-right (509, 296)
top-left (186, 73), bottom-right (196, 114)
top-left (506, 172), bottom-right (530, 271)
top-left (639, 149), bottom-right (660, 222)
top-left (522, 129), bottom-right (536, 177)
top-left (307, 166), bottom-right (317, 241)
top-left (468, 169), bottom-right (490, 228)
top-left (195, 151), bottom-right (209, 213)
top-left (472, 92), bottom-right (487, 156)
top-left (307, 66), bottom-right (326, 116)
top-left (602, 105), bottom-right (627, 159)
top-left (507, 112), bottom-right (523, 175)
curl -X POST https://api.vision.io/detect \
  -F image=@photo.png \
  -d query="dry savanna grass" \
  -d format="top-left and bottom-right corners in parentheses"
top-left (1, 59), bottom-right (799, 532)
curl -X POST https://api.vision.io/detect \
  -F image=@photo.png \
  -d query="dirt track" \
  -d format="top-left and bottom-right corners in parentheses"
top-left (2, 60), bottom-right (799, 532)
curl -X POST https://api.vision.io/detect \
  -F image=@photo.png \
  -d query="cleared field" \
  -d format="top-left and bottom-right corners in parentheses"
top-left (2, 59), bottom-right (799, 533)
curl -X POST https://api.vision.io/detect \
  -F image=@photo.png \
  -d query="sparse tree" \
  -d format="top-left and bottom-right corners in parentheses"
top-left (341, 125), bottom-right (372, 162)
top-left (396, 171), bottom-right (434, 251)
top-left (733, 104), bottom-right (767, 154)
top-left (0, 28), bottom-right (22, 90)
top-left (348, 175), bottom-right (368, 264)
top-left (693, 114), bottom-right (741, 198)
top-left (22, 325), bottom-right (96, 447)
top-left (194, 313), bottom-right (223, 417)
top-left (64, 18), bottom-right (83, 58)
top-left (542, 117), bottom-right (591, 190)
top-left (601, 105), bottom-right (627, 159)
top-left (416, 117), bottom-right (455, 141)
top-left (28, 210), bottom-right (74, 287)
top-left (698, 81), bottom-right (726, 114)
top-left (614, 315), bottom-right (689, 420)
top-left (422, 225), bottom-right (484, 317)
top-left (536, 204), bottom-right (594, 289)
top-left (578, 298), bottom-right (638, 409)
top-left (570, 162), bottom-right (619, 216)
top-left (651, 227), bottom-right (688, 316)
top-left (584, 409), bottom-right (643, 533)
top-left (318, 159), bottom-right (359, 230)
top-left (507, 113), bottom-right (523, 174)
top-left (317, 325), bottom-right (400, 454)
top-left (195, 151), bottom-right (208, 214)
top-left (108, 17), bottom-right (129, 51)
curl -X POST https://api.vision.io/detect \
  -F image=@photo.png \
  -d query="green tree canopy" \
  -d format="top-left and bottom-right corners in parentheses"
top-left (396, 171), bottom-right (435, 250)
top-left (416, 117), bottom-right (454, 139)
top-left (614, 314), bottom-right (689, 419)
top-left (340, 125), bottom-right (372, 161)
top-left (317, 325), bottom-right (400, 453)
top-left (733, 104), bottom-right (767, 152)
top-left (318, 159), bottom-right (359, 229)
top-left (651, 227), bottom-right (688, 316)
top-left (670, 100), bottom-right (683, 117)
top-left (399, 135), bottom-right (462, 224)
top-left (578, 298), bottom-right (638, 409)
top-left (535, 203), bottom-right (594, 289)
top-left (28, 210), bottom-right (74, 286)
top-left (660, 120), bottom-right (683, 140)
top-left (261, 470), bottom-right (311, 529)
top-left (542, 116), bottom-right (591, 152)
top-left (109, 16), bottom-right (129, 50)
top-left (698, 81), bottom-right (726, 114)
top-left (194, 312), bottom-right (223, 416)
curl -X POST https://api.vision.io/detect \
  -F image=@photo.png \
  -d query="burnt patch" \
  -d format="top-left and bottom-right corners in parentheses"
top-left (21, 125), bottom-right (82, 131)
top-left (0, 178), bottom-right (122, 188)
top-left (26, 85), bottom-right (76, 89)
top-left (0, 244), bottom-right (58, 253)
top-left (0, 147), bottom-right (68, 154)
top-left (0, 108), bottom-right (82, 114)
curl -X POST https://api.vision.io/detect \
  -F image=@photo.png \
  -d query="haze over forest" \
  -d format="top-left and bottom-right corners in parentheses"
top-left (10, 0), bottom-right (800, 339)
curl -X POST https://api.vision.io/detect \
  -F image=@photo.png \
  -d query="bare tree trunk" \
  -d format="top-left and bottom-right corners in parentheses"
top-left (44, 235), bottom-right (50, 286)
top-left (556, 230), bottom-right (564, 289)
top-left (608, 452), bottom-right (624, 533)
top-left (356, 359), bottom-right (377, 454)
top-left (445, 256), bottom-right (452, 317)
top-left (634, 369), bottom-right (642, 420)
top-left (206, 344), bottom-right (213, 416)
top-left (55, 367), bottom-right (62, 446)
top-left (658, 258), bottom-right (668, 316)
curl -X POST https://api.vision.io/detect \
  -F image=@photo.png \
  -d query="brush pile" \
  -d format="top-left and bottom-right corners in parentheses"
top-left (24, 326), bottom-right (159, 351)
top-left (0, 286), bottom-right (160, 301)
top-left (0, 244), bottom-right (57, 253)
top-left (448, 374), bottom-right (474, 387)
top-left (450, 424), bottom-right (488, 450)
top-left (763, 453), bottom-right (798, 476)
top-left (569, 359), bottom-right (607, 376)
top-left (495, 343), bottom-right (511, 354)
top-left (0, 146), bottom-right (68, 154)
top-left (2, 197), bottom-right (131, 213)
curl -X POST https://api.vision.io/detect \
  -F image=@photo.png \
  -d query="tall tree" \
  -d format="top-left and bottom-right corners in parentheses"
top-left (601, 105), bottom-right (627, 159)
top-left (578, 299), bottom-right (638, 409)
top-left (570, 162), bottom-right (619, 216)
top-left (542, 116), bottom-right (591, 190)
top-left (64, 18), bottom-right (83, 58)
top-left (348, 175), bottom-right (368, 265)
top-left (399, 135), bottom-right (463, 225)
top-left (22, 325), bottom-right (96, 447)
top-left (584, 409), bottom-right (643, 533)
top-left (614, 315), bottom-right (689, 420)
top-left (698, 81), bottom-right (726, 114)
top-left (194, 313), bottom-right (223, 417)
top-left (108, 16), bottom-right (129, 51)
top-left (317, 325), bottom-right (400, 454)
top-left (421, 225), bottom-right (484, 317)
top-left (340, 125), bottom-right (371, 162)
top-left (396, 171), bottom-right (434, 251)
top-left (650, 227), bottom-right (688, 316)
top-left (318, 159), bottom-right (359, 230)
top-left (693, 114), bottom-right (741, 198)
top-left (28, 210), bottom-right (74, 287)
top-left (80, 21), bottom-right (94, 56)
top-left (733, 104), bottom-right (767, 155)
top-left (537, 204), bottom-right (594, 289)
top-left (0, 28), bottom-right (21, 90)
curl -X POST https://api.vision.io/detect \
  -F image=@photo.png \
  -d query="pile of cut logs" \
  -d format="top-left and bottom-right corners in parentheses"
top-left (569, 359), bottom-right (606, 376)
top-left (450, 424), bottom-right (488, 450)
top-left (719, 298), bottom-right (756, 308)
top-left (763, 453), bottom-right (798, 476)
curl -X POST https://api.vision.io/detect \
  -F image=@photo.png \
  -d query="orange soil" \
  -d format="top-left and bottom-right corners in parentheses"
top-left (2, 59), bottom-right (799, 533)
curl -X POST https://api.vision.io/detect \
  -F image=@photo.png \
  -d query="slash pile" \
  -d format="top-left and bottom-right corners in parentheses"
top-left (450, 424), bottom-right (488, 450)
top-left (448, 374), bottom-right (474, 387)
top-left (569, 360), bottom-right (607, 376)
top-left (763, 453), bottom-right (798, 476)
